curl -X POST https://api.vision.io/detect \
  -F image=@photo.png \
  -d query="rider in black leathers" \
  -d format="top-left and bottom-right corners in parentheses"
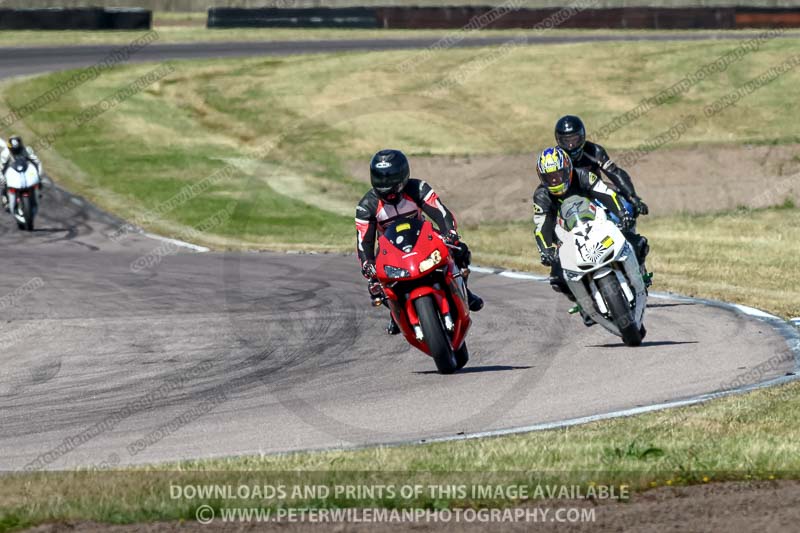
top-left (555, 115), bottom-right (649, 218)
top-left (356, 149), bottom-right (483, 335)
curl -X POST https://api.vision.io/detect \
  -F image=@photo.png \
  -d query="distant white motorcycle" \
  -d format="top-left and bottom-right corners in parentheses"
top-left (3, 158), bottom-right (41, 231)
top-left (555, 195), bottom-right (648, 346)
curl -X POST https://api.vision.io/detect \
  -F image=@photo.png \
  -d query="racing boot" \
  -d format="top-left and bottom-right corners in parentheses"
top-left (386, 315), bottom-right (401, 335)
top-left (631, 234), bottom-right (652, 288)
top-left (467, 289), bottom-right (484, 312)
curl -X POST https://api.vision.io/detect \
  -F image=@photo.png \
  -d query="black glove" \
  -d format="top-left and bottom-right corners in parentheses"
top-left (443, 230), bottom-right (460, 246)
top-left (632, 197), bottom-right (649, 216)
top-left (444, 231), bottom-right (471, 266)
top-left (540, 247), bottom-right (557, 267)
top-left (368, 278), bottom-right (384, 299)
top-left (618, 212), bottom-right (635, 232)
top-left (361, 260), bottom-right (376, 280)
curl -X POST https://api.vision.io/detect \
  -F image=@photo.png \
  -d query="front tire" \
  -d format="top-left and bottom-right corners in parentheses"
top-left (454, 342), bottom-right (469, 370)
top-left (21, 195), bottom-right (33, 231)
top-left (415, 296), bottom-right (458, 374)
top-left (596, 274), bottom-right (642, 347)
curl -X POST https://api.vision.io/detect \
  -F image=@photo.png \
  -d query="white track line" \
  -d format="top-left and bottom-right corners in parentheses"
top-left (420, 373), bottom-right (799, 445)
top-left (141, 232), bottom-right (210, 253)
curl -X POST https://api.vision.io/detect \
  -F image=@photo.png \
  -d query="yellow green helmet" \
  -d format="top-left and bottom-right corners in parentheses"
top-left (536, 146), bottom-right (573, 196)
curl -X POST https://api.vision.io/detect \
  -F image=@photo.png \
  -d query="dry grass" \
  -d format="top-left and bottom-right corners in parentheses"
top-left (466, 204), bottom-right (800, 318)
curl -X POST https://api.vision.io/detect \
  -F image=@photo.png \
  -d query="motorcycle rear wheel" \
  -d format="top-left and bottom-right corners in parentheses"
top-left (415, 295), bottom-right (458, 374)
top-left (597, 274), bottom-right (642, 347)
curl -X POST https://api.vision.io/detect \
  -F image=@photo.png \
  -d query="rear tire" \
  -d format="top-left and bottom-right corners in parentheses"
top-left (415, 296), bottom-right (458, 374)
top-left (597, 274), bottom-right (642, 347)
top-left (21, 195), bottom-right (33, 231)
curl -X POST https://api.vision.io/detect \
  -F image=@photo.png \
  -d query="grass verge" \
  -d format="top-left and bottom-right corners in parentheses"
top-left (1, 379), bottom-right (799, 531)
top-left (2, 26), bottom-right (793, 47)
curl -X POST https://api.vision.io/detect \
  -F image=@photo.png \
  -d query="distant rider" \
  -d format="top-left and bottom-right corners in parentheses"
top-left (356, 149), bottom-right (483, 335)
top-left (533, 146), bottom-right (650, 326)
top-left (555, 115), bottom-right (649, 218)
top-left (1, 136), bottom-right (43, 213)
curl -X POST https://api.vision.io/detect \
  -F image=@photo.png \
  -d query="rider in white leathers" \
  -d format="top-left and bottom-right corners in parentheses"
top-left (1, 136), bottom-right (43, 214)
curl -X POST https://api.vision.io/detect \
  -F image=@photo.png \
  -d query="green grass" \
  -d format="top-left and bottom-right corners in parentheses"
top-left (12, 36), bottom-right (800, 155)
top-left (3, 26), bottom-right (779, 47)
top-left (2, 379), bottom-right (799, 531)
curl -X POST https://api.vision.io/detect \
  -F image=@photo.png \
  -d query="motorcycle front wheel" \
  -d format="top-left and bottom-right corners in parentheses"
top-left (596, 274), bottom-right (642, 347)
top-left (415, 295), bottom-right (459, 374)
top-left (21, 195), bottom-right (34, 231)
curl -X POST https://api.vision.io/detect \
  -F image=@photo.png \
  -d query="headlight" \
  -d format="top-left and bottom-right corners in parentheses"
top-left (419, 250), bottom-right (443, 273)
top-left (384, 265), bottom-right (411, 278)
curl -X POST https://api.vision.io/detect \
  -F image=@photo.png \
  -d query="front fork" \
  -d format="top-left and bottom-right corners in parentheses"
top-left (405, 285), bottom-right (451, 341)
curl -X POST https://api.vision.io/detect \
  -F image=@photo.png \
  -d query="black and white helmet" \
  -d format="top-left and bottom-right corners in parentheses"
top-left (7, 136), bottom-right (25, 157)
top-left (370, 149), bottom-right (410, 203)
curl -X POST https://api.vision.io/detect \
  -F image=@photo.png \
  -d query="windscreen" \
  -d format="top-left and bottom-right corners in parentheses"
top-left (382, 218), bottom-right (424, 253)
top-left (559, 196), bottom-right (596, 232)
top-left (12, 157), bottom-right (28, 173)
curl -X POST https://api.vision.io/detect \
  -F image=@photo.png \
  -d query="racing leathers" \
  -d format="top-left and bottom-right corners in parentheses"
top-left (356, 179), bottom-right (458, 265)
top-left (1, 145), bottom-right (43, 214)
top-left (570, 141), bottom-right (648, 216)
top-left (533, 167), bottom-right (649, 298)
top-left (356, 179), bottom-right (482, 333)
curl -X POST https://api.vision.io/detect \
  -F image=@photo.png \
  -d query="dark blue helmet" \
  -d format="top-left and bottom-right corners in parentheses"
top-left (370, 149), bottom-right (409, 203)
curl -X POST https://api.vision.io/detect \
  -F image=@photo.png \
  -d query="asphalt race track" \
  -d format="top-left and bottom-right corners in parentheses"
top-left (0, 37), bottom-right (796, 470)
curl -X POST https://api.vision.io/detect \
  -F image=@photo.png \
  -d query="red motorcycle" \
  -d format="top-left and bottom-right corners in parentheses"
top-left (375, 219), bottom-right (472, 374)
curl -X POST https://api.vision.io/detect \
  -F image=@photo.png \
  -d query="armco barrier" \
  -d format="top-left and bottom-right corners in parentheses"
top-left (736, 7), bottom-right (800, 28)
top-left (206, 6), bottom-right (800, 30)
top-left (0, 8), bottom-right (151, 30)
top-left (374, 6), bottom-right (738, 30)
top-left (207, 7), bottom-right (379, 29)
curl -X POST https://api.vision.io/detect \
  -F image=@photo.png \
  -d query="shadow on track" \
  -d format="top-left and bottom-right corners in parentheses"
top-left (587, 340), bottom-right (700, 348)
top-left (413, 365), bottom-right (532, 375)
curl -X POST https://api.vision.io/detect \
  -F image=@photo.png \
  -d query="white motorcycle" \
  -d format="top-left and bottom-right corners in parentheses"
top-left (555, 195), bottom-right (648, 346)
top-left (3, 158), bottom-right (40, 231)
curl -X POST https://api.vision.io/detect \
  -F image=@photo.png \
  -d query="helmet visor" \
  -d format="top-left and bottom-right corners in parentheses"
top-left (541, 168), bottom-right (571, 195)
top-left (375, 182), bottom-right (405, 202)
top-left (557, 132), bottom-right (584, 152)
